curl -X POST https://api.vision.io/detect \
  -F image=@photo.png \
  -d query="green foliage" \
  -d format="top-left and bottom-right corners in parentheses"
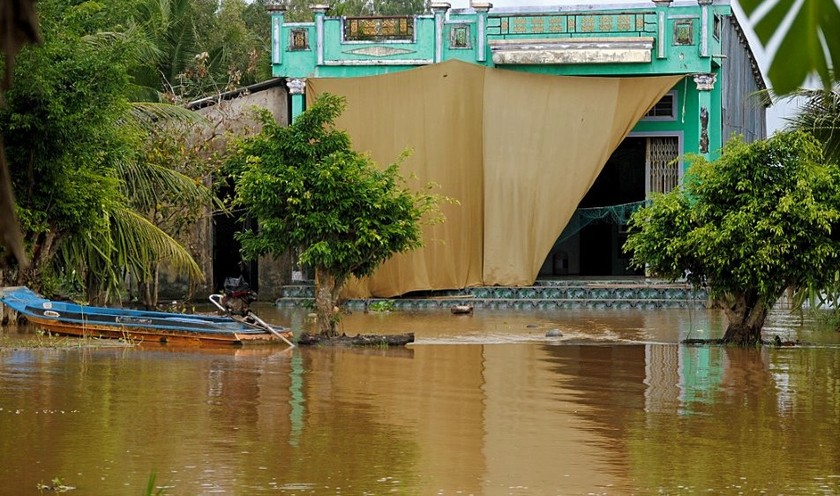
top-left (145, 471), bottom-right (166, 496)
top-left (0, 1), bottom-right (136, 287)
top-left (231, 93), bottom-right (440, 281)
top-left (781, 85), bottom-right (840, 164)
top-left (740, 0), bottom-right (840, 94)
top-left (755, 85), bottom-right (840, 316)
top-left (368, 299), bottom-right (395, 312)
top-left (625, 132), bottom-right (840, 337)
top-left (284, 0), bottom-right (428, 22)
top-left (124, 0), bottom-right (269, 101)
top-left (369, 0), bottom-right (428, 15)
top-left (0, 0), bottom-right (207, 303)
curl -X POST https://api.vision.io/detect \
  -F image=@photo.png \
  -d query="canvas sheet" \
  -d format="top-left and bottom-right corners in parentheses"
top-left (308, 60), bottom-right (681, 296)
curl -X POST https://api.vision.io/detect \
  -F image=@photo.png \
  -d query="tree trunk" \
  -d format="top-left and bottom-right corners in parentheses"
top-left (152, 264), bottom-right (159, 308)
top-left (720, 291), bottom-right (771, 345)
top-left (15, 230), bottom-right (57, 288)
top-left (137, 263), bottom-right (160, 309)
top-left (314, 267), bottom-right (345, 337)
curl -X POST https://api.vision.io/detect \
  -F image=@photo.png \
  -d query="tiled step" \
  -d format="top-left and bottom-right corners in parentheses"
top-left (276, 279), bottom-right (710, 309)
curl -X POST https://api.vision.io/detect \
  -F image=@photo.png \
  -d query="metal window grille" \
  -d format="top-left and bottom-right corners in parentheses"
top-left (647, 136), bottom-right (680, 194)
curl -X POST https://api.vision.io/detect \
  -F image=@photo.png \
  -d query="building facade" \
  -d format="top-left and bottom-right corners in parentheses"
top-left (262, 0), bottom-right (765, 292)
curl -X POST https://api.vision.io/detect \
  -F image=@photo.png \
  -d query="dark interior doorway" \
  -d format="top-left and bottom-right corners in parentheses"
top-left (578, 137), bottom-right (646, 276)
top-left (212, 182), bottom-right (259, 293)
top-left (541, 137), bottom-right (648, 278)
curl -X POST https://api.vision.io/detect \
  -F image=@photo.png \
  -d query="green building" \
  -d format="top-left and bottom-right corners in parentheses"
top-left (264, 0), bottom-right (766, 297)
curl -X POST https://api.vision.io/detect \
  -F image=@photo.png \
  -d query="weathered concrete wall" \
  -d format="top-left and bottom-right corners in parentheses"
top-left (156, 81), bottom-right (291, 302)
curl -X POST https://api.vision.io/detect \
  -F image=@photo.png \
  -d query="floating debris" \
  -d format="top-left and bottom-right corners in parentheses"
top-left (451, 305), bottom-right (474, 315)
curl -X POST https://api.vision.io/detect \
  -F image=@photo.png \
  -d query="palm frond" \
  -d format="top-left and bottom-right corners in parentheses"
top-left (110, 206), bottom-right (204, 283)
top-left (128, 101), bottom-right (208, 130)
top-left (117, 159), bottom-right (221, 213)
top-left (57, 206), bottom-right (204, 298)
top-left (125, 83), bottom-right (165, 104)
top-left (757, 83), bottom-right (840, 164)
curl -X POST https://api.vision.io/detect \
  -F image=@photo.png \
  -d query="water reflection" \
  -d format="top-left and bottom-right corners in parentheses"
top-left (270, 305), bottom-right (732, 345)
top-left (0, 307), bottom-right (839, 494)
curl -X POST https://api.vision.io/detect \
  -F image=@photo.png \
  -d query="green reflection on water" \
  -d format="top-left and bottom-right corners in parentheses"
top-left (627, 346), bottom-right (840, 494)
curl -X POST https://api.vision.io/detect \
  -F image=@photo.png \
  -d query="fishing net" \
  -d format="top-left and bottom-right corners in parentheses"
top-left (556, 200), bottom-right (648, 245)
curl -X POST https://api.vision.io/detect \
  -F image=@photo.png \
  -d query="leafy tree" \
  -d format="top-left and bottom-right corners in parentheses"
top-left (624, 131), bottom-right (840, 345)
top-left (127, 0), bottom-right (203, 99)
top-left (121, 0), bottom-right (267, 102)
top-left (284, 0), bottom-right (427, 22)
top-left (119, 118), bottom-right (224, 307)
top-left (767, 84), bottom-right (840, 316)
top-left (0, 0), bottom-right (203, 303)
top-left (1, 0), bottom-right (135, 289)
top-left (741, 0), bottom-right (840, 94)
top-left (230, 93), bottom-right (443, 336)
top-left (202, 0), bottom-right (268, 89)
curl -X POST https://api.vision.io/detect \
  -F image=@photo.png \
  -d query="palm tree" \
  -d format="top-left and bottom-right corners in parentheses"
top-left (782, 85), bottom-right (840, 164)
top-left (46, 29), bottom-right (223, 306)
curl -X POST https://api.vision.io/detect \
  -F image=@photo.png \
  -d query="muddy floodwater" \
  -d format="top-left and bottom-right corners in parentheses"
top-left (2, 305), bottom-right (840, 495)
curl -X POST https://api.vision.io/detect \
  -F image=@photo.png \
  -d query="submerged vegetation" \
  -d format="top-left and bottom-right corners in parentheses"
top-left (0, 327), bottom-right (136, 350)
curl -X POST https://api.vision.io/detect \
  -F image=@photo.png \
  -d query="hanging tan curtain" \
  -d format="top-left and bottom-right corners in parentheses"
top-left (307, 60), bottom-right (681, 297)
top-left (481, 69), bottom-right (683, 285)
top-left (308, 61), bottom-right (487, 297)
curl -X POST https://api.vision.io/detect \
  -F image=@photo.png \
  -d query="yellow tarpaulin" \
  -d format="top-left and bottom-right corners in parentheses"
top-left (307, 60), bottom-right (681, 297)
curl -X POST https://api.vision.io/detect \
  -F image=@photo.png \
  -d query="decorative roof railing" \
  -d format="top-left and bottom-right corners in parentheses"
top-left (268, 2), bottom-right (748, 80)
top-left (487, 12), bottom-right (657, 38)
top-left (343, 16), bottom-right (415, 42)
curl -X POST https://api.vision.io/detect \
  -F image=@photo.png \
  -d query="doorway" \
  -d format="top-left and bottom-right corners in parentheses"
top-left (212, 182), bottom-right (259, 293)
top-left (540, 135), bottom-right (680, 277)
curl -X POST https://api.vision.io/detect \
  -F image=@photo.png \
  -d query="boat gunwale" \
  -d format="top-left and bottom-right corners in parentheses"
top-left (1, 286), bottom-right (292, 345)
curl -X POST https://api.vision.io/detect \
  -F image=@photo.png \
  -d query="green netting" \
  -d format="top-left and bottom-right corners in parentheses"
top-left (556, 200), bottom-right (648, 245)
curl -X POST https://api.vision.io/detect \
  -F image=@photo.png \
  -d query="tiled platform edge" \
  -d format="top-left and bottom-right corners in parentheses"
top-left (275, 279), bottom-right (711, 310)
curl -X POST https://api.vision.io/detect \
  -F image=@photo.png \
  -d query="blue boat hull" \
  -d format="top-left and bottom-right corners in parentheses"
top-left (0, 287), bottom-right (293, 346)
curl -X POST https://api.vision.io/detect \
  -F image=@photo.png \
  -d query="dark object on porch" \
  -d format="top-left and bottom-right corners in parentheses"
top-left (297, 332), bottom-right (414, 347)
top-left (221, 276), bottom-right (257, 316)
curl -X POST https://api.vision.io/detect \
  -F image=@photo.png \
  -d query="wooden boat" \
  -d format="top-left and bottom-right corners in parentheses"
top-left (0, 286), bottom-right (294, 347)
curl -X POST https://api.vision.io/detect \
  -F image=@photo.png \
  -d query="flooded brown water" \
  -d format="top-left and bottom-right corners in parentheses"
top-left (2, 306), bottom-right (840, 495)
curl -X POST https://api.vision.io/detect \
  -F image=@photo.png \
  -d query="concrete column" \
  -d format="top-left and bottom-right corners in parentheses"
top-left (693, 73), bottom-right (717, 157)
top-left (431, 2), bottom-right (451, 63)
top-left (698, 0), bottom-right (713, 58)
top-left (311, 4), bottom-right (330, 66)
top-left (472, 2), bottom-right (492, 63)
top-left (287, 78), bottom-right (307, 123)
top-left (266, 1), bottom-right (287, 66)
top-left (652, 0), bottom-right (671, 60)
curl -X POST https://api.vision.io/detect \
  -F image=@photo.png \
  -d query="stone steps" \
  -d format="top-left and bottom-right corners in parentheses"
top-left (275, 279), bottom-right (710, 310)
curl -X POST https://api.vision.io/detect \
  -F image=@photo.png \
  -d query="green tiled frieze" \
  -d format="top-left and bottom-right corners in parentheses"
top-left (276, 280), bottom-right (710, 310)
